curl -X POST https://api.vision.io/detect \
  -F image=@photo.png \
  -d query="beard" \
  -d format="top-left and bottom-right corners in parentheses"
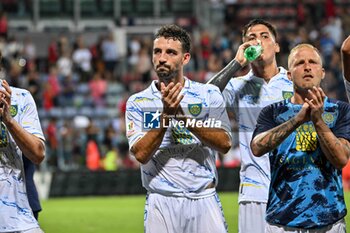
top-left (155, 65), bottom-right (179, 81)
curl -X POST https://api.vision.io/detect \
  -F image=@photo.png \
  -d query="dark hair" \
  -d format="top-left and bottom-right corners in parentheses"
top-left (242, 19), bottom-right (277, 40)
top-left (154, 24), bottom-right (191, 53)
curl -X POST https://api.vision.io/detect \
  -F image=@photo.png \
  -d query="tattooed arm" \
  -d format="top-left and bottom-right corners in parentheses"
top-left (341, 36), bottom-right (350, 101)
top-left (341, 36), bottom-right (350, 83)
top-left (305, 87), bottom-right (350, 169)
top-left (315, 124), bottom-right (350, 169)
top-left (251, 117), bottom-right (302, 157)
top-left (251, 102), bottom-right (310, 157)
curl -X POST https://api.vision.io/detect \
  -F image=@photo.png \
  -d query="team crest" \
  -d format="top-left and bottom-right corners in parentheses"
top-left (282, 91), bottom-right (293, 100)
top-left (188, 104), bottom-right (202, 117)
top-left (322, 112), bottom-right (335, 124)
top-left (10, 105), bottom-right (18, 117)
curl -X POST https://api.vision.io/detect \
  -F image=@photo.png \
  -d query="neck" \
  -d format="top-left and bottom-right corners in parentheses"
top-left (290, 89), bottom-right (312, 104)
top-left (251, 61), bottom-right (279, 83)
top-left (157, 75), bottom-right (185, 90)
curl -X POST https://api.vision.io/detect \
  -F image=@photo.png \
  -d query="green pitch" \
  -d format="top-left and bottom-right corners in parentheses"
top-left (40, 192), bottom-right (350, 233)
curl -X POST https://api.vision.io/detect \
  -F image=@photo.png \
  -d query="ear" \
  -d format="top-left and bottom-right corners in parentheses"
top-left (183, 53), bottom-right (191, 65)
top-left (321, 68), bottom-right (325, 80)
top-left (287, 71), bottom-right (292, 81)
top-left (274, 42), bottom-right (280, 53)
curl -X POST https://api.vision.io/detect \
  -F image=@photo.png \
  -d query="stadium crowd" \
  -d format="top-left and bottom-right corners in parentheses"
top-left (0, 1), bottom-right (349, 177)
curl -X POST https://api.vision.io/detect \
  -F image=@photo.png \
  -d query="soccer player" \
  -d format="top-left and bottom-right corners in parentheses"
top-left (0, 56), bottom-right (46, 231)
top-left (208, 19), bottom-right (293, 233)
top-left (341, 35), bottom-right (350, 100)
top-left (251, 43), bottom-right (349, 232)
top-left (125, 24), bottom-right (232, 233)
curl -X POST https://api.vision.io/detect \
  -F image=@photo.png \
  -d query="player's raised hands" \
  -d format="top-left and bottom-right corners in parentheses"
top-left (305, 86), bottom-right (326, 124)
top-left (160, 82), bottom-right (184, 116)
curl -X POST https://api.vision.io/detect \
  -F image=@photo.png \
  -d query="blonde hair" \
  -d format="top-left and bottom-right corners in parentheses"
top-left (287, 44), bottom-right (322, 69)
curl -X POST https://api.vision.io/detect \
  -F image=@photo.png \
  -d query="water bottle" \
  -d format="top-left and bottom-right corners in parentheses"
top-left (244, 44), bottom-right (262, 62)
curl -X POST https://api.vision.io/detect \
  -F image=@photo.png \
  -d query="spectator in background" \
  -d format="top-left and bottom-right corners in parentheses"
top-left (101, 144), bottom-right (119, 171)
top-left (46, 65), bottom-right (61, 106)
top-left (0, 11), bottom-right (8, 40)
top-left (59, 120), bottom-right (74, 170)
top-left (89, 72), bottom-right (107, 107)
top-left (45, 117), bottom-right (58, 169)
top-left (57, 50), bottom-right (73, 78)
top-left (26, 64), bottom-right (41, 106)
top-left (85, 119), bottom-right (101, 171)
top-left (72, 35), bottom-right (92, 82)
top-left (22, 37), bottom-right (36, 71)
top-left (136, 47), bottom-right (152, 83)
top-left (48, 38), bottom-right (58, 66)
top-left (101, 32), bottom-right (119, 77)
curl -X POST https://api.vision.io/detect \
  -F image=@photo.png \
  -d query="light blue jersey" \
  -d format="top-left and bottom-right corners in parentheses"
top-left (0, 87), bottom-right (45, 232)
top-left (126, 78), bottom-right (231, 199)
top-left (223, 67), bottom-right (293, 203)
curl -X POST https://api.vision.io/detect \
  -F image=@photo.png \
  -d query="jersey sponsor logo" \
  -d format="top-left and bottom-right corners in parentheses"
top-left (188, 103), bottom-right (202, 117)
top-left (171, 125), bottom-right (194, 144)
top-left (282, 91), bottom-right (293, 99)
top-left (10, 105), bottom-right (18, 117)
top-left (240, 94), bottom-right (259, 104)
top-left (143, 110), bottom-right (161, 129)
top-left (296, 123), bottom-right (317, 151)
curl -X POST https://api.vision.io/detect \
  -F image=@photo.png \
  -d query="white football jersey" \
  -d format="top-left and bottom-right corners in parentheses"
top-left (126, 78), bottom-right (231, 199)
top-left (0, 86), bottom-right (45, 231)
top-left (223, 67), bottom-right (293, 203)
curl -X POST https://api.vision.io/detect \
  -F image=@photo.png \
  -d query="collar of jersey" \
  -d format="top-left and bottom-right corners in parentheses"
top-left (151, 77), bottom-right (191, 95)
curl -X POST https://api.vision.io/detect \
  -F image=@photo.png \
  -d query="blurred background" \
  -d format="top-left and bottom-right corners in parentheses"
top-left (0, 0), bottom-right (349, 198)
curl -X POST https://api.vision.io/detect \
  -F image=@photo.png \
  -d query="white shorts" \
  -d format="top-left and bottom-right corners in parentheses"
top-left (144, 192), bottom-right (228, 233)
top-left (265, 218), bottom-right (346, 233)
top-left (11, 227), bottom-right (44, 233)
top-left (239, 201), bottom-right (266, 233)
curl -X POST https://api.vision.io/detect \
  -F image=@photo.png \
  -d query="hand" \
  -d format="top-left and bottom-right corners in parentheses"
top-left (161, 81), bottom-right (184, 117)
top-left (234, 40), bottom-right (261, 66)
top-left (295, 102), bottom-right (311, 124)
top-left (0, 80), bottom-right (12, 124)
top-left (305, 86), bottom-right (326, 124)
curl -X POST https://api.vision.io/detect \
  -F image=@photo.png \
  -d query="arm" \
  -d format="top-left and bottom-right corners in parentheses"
top-left (130, 116), bottom-right (167, 164)
top-left (306, 87), bottom-right (350, 169)
top-left (251, 102), bottom-right (310, 157)
top-left (129, 82), bottom-right (184, 164)
top-left (175, 109), bottom-right (231, 153)
top-left (6, 119), bottom-right (45, 164)
top-left (314, 123), bottom-right (350, 169)
top-left (175, 85), bottom-right (232, 154)
top-left (206, 59), bottom-right (242, 92)
top-left (207, 40), bottom-right (259, 92)
top-left (341, 36), bottom-right (350, 82)
top-left (0, 80), bottom-right (45, 164)
top-left (251, 117), bottom-right (302, 157)
top-left (187, 126), bottom-right (231, 154)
